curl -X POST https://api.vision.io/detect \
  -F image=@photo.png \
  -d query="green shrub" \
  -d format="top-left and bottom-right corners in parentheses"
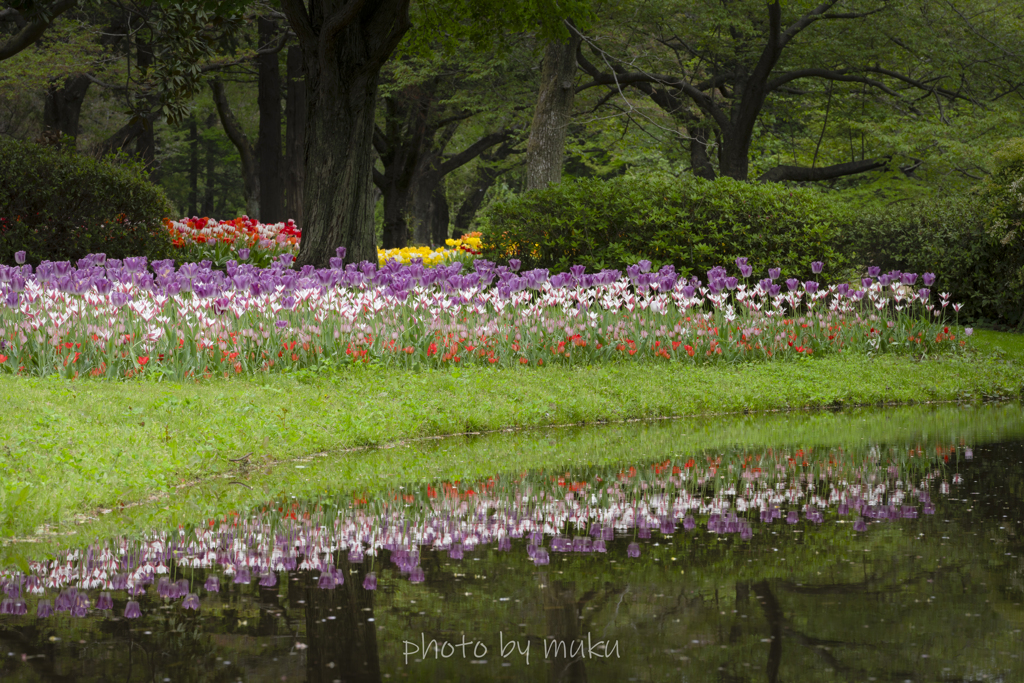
top-left (841, 192), bottom-right (1024, 328)
top-left (0, 136), bottom-right (175, 265)
top-left (477, 172), bottom-right (850, 282)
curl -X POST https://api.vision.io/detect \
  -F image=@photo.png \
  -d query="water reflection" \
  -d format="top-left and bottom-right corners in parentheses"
top-left (2, 433), bottom-right (1023, 682)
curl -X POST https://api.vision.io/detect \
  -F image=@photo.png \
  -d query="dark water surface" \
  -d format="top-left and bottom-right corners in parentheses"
top-left (2, 404), bottom-right (1024, 682)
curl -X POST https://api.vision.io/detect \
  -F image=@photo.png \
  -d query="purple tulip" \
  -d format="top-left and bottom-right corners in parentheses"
top-left (861, 278), bottom-right (873, 289)
top-left (901, 273), bottom-right (918, 285)
top-left (182, 593), bottom-right (201, 610)
top-left (804, 281), bottom-right (818, 294)
top-left (867, 266), bottom-right (881, 278)
top-left (768, 267), bottom-right (781, 280)
top-left (626, 542), bottom-right (641, 558)
top-left (110, 291), bottom-right (129, 307)
top-left (923, 272), bottom-right (936, 286)
top-left (739, 264), bottom-right (753, 278)
top-left (725, 277), bottom-right (738, 290)
top-left (237, 248), bottom-right (250, 260)
top-left (204, 576), bottom-right (220, 593)
top-left (507, 258), bottom-right (522, 272)
top-left (735, 257), bottom-right (749, 268)
top-left (14, 251), bottom-right (26, 265)
top-left (878, 274), bottom-right (891, 286)
top-left (124, 601), bottom-right (142, 619)
top-left (786, 278), bottom-right (799, 292)
top-left (811, 261), bottom-right (823, 274)
top-left (638, 260), bottom-right (652, 274)
top-left (335, 246), bottom-right (346, 260)
top-left (917, 288), bottom-right (930, 303)
top-left (363, 573), bottom-right (378, 591)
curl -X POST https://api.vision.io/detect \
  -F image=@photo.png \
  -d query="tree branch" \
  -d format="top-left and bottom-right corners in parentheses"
top-left (758, 157), bottom-right (890, 182)
top-left (0, 0), bottom-right (78, 62)
top-left (439, 131), bottom-right (508, 176)
top-left (767, 68), bottom-right (902, 97)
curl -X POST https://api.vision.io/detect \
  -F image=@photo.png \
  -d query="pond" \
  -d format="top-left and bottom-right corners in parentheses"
top-left (2, 403), bottom-right (1023, 682)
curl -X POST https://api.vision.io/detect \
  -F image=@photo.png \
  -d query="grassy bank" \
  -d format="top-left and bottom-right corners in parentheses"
top-left (1, 332), bottom-right (1022, 543)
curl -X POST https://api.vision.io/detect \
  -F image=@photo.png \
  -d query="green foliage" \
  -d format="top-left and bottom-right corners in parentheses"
top-left (478, 172), bottom-right (850, 280)
top-left (841, 191), bottom-right (1024, 328)
top-left (0, 136), bottom-right (175, 265)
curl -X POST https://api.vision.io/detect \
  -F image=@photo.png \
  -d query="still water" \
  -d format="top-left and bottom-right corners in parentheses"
top-left (2, 404), bottom-right (1023, 682)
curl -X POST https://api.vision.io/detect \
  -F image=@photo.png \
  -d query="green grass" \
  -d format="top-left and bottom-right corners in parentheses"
top-left (1, 333), bottom-right (1022, 545)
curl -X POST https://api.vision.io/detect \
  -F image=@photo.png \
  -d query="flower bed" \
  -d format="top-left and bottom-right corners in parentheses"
top-left (0, 245), bottom-right (970, 379)
top-left (166, 216), bottom-right (483, 270)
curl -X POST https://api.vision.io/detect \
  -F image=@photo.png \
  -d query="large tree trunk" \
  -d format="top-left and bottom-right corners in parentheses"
top-left (188, 116), bottom-right (199, 217)
top-left (211, 79), bottom-right (260, 218)
top-left (525, 27), bottom-right (581, 191)
top-left (42, 73), bottom-right (90, 145)
top-left (284, 45), bottom-right (306, 226)
top-left (282, 0), bottom-right (412, 269)
top-left (429, 185), bottom-right (449, 246)
top-left (258, 17), bottom-right (285, 224)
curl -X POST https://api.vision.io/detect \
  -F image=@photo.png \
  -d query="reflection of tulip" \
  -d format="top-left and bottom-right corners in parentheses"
top-left (593, 540), bottom-right (607, 553)
top-left (533, 549), bottom-right (550, 566)
top-left (234, 568), bottom-right (251, 584)
top-left (96, 592), bottom-right (114, 610)
top-left (124, 601), bottom-right (142, 619)
top-left (182, 593), bottom-right (201, 610)
top-left (786, 511), bottom-right (799, 525)
top-left (363, 573), bottom-right (378, 591)
top-left (627, 543), bottom-right (641, 558)
top-left (409, 567), bottom-right (426, 583)
top-left (204, 576), bottom-right (220, 593)
top-left (36, 599), bottom-right (53, 618)
top-left (317, 571), bottom-right (336, 590)
top-left (853, 519), bottom-right (867, 532)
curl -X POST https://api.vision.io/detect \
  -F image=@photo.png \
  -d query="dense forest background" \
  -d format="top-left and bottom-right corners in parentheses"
top-left (2, 0), bottom-right (1024, 323)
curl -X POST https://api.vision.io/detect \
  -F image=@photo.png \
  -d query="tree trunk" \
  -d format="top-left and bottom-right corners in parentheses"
top-left (409, 153), bottom-right (442, 246)
top-left (258, 17), bottom-right (284, 224)
top-left (689, 126), bottom-right (716, 180)
top-left (135, 40), bottom-right (156, 175)
top-left (188, 116), bottom-right (198, 217)
top-left (282, 0), bottom-right (412, 269)
top-left (284, 45), bottom-right (306, 226)
top-left (42, 73), bottom-right (90, 145)
top-left (429, 184), bottom-right (449, 246)
top-left (211, 79), bottom-right (260, 218)
top-left (525, 27), bottom-right (581, 191)
top-left (202, 113), bottom-right (217, 216)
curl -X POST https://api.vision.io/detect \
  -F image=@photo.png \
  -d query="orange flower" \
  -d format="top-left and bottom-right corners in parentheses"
top-left (137, 356), bottom-right (149, 366)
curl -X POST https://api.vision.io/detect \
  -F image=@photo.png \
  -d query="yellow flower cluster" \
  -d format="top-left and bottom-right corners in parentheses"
top-left (377, 245), bottom-right (457, 267)
top-left (377, 233), bottom-right (486, 268)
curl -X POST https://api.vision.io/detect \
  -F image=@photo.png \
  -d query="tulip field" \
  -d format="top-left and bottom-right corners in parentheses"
top-left (0, 217), bottom-right (971, 380)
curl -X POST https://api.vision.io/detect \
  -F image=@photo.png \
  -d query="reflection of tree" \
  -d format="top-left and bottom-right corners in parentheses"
top-left (303, 557), bottom-right (381, 683)
top-left (544, 580), bottom-right (589, 683)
